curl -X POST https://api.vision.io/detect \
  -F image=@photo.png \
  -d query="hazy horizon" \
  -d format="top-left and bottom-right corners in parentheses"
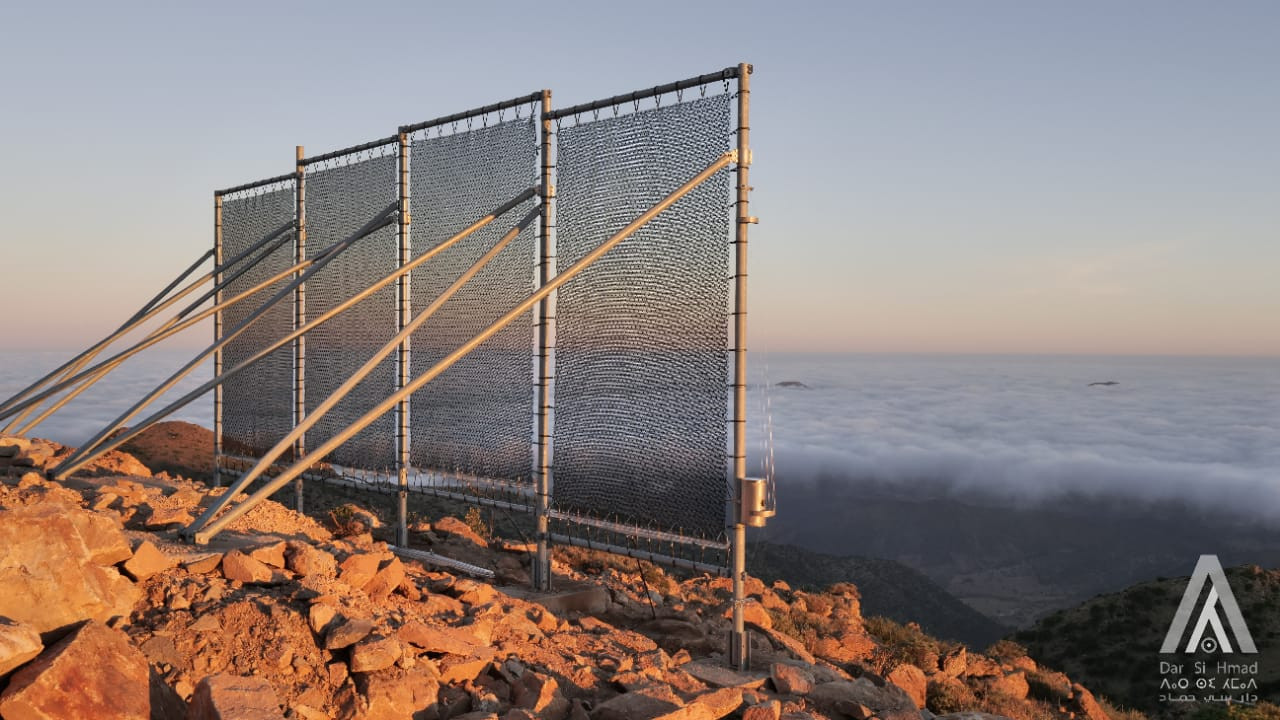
top-left (1, 2), bottom-right (1277, 356)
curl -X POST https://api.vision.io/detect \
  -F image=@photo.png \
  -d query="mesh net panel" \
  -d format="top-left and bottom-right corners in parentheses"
top-left (221, 188), bottom-right (296, 457)
top-left (304, 155), bottom-right (398, 469)
top-left (553, 94), bottom-right (732, 537)
top-left (409, 118), bottom-right (538, 481)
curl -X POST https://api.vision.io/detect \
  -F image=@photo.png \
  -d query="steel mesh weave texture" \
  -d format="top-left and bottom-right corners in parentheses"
top-left (409, 119), bottom-right (538, 481)
top-left (553, 94), bottom-right (733, 536)
top-left (304, 155), bottom-right (398, 469)
top-left (221, 188), bottom-right (296, 457)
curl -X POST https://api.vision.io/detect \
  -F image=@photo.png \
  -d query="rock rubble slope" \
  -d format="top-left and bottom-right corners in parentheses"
top-left (0, 430), bottom-right (1127, 720)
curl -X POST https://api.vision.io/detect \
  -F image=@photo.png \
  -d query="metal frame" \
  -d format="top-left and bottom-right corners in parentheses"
top-left (0, 222), bottom-right (294, 427)
top-left (396, 131), bottom-right (412, 547)
top-left (51, 204), bottom-right (396, 479)
top-left (0, 249), bottom-right (213, 422)
top-left (191, 203), bottom-right (544, 542)
top-left (5, 67), bottom-right (761, 670)
top-left (187, 150), bottom-right (736, 544)
top-left (62, 190), bottom-right (536, 481)
top-left (213, 195), bottom-right (224, 484)
top-left (729, 61), bottom-right (753, 670)
top-left (534, 88), bottom-right (555, 591)
top-left (294, 146), bottom-right (307, 513)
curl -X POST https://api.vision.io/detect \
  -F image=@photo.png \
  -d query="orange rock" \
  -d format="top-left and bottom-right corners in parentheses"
top-left (247, 541), bottom-right (287, 569)
top-left (221, 550), bottom-right (273, 584)
top-left (350, 635), bottom-right (401, 673)
top-left (188, 673), bottom-right (283, 720)
top-left (338, 553), bottom-right (382, 589)
top-left (0, 504), bottom-right (139, 635)
top-left (886, 664), bottom-right (927, 708)
top-left (122, 540), bottom-right (175, 581)
top-left (0, 622), bottom-right (149, 720)
top-left (364, 557), bottom-right (406, 600)
top-left (0, 618), bottom-right (42, 678)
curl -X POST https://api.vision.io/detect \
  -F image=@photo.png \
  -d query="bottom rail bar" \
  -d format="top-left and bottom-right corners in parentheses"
top-left (548, 533), bottom-right (728, 576)
top-left (389, 545), bottom-right (495, 579)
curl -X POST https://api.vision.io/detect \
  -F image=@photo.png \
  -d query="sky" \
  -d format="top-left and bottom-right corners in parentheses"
top-left (0, 1), bottom-right (1276, 356)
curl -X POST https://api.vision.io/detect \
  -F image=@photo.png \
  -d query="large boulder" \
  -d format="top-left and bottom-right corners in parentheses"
top-left (356, 666), bottom-right (441, 720)
top-left (0, 621), bottom-right (150, 720)
top-left (592, 685), bottom-right (685, 720)
top-left (0, 503), bottom-right (138, 637)
top-left (0, 618), bottom-right (42, 677)
top-left (807, 678), bottom-right (920, 720)
top-left (188, 673), bottom-right (283, 719)
top-left (887, 663), bottom-right (928, 708)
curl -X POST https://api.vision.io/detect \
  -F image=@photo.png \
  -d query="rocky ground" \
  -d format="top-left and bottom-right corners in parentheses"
top-left (0, 426), bottom-right (1134, 720)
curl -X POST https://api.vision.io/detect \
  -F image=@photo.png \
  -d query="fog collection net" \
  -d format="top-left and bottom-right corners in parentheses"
top-left (552, 94), bottom-right (733, 537)
top-left (220, 189), bottom-right (296, 457)
top-left (409, 119), bottom-right (538, 481)
top-left (304, 155), bottom-right (399, 469)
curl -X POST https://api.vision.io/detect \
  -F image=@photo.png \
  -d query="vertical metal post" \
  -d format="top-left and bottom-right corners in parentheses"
top-left (294, 146), bottom-right (307, 513)
top-left (534, 89), bottom-right (554, 591)
top-left (397, 131), bottom-right (411, 547)
top-left (729, 62), bottom-right (752, 671)
top-left (213, 194), bottom-right (224, 486)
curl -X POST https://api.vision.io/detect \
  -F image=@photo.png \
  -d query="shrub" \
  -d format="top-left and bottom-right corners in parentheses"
top-left (865, 615), bottom-right (939, 673)
top-left (978, 692), bottom-right (1057, 720)
top-left (328, 505), bottom-right (364, 537)
top-left (986, 639), bottom-right (1029, 664)
top-left (927, 680), bottom-right (977, 714)
top-left (463, 506), bottom-right (490, 541)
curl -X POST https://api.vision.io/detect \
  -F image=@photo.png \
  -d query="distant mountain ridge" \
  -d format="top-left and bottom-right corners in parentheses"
top-left (747, 540), bottom-right (1010, 648)
top-left (1013, 564), bottom-right (1280, 713)
top-left (767, 476), bottom-right (1280, 628)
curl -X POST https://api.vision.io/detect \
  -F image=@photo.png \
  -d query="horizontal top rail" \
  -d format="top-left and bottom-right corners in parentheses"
top-left (300, 134), bottom-right (399, 167)
top-left (400, 91), bottom-right (544, 134)
top-left (545, 64), bottom-right (749, 120)
top-left (215, 172), bottom-right (296, 198)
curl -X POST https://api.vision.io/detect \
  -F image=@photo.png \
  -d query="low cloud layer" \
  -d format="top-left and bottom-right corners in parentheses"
top-left (747, 353), bottom-right (1280, 520)
top-left (3, 349), bottom-right (1276, 523)
top-left (0, 350), bottom-right (213, 446)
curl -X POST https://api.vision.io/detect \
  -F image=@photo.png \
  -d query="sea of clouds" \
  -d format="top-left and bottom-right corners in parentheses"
top-left (746, 353), bottom-right (1280, 520)
top-left (2, 348), bottom-right (1277, 521)
top-left (0, 349), bottom-right (214, 446)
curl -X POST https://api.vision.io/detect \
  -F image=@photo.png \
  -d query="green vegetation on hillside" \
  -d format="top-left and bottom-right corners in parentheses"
top-left (748, 540), bottom-right (1010, 647)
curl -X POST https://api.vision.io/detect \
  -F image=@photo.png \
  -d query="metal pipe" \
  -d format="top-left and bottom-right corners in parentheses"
top-left (65, 190), bottom-right (535, 477)
top-left (4, 241), bottom-right (321, 431)
top-left (51, 204), bottom-right (396, 479)
top-left (547, 510), bottom-right (729, 551)
top-left (0, 251), bottom-right (218, 418)
top-left (170, 225), bottom-right (296, 325)
top-left (6, 223), bottom-right (301, 433)
top-left (294, 147), bottom-right (307, 513)
top-left (544, 66), bottom-right (745, 121)
top-left (189, 152), bottom-right (734, 545)
top-left (729, 61), bottom-right (752, 671)
top-left (190, 207), bottom-right (540, 539)
top-left (534, 88), bottom-right (554, 591)
top-left (299, 135), bottom-right (399, 167)
top-left (213, 195), bottom-right (224, 485)
top-left (133, 248), bottom-right (215, 322)
top-left (399, 92), bottom-right (543, 135)
top-left (1, 240), bottom-right (205, 430)
top-left (218, 219), bottom-right (297, 275)
top-left (215, 172), bottom-right (296, 198)
top-left (396, 132), bottom-right (411, 548)
top-left (548, 533), bottom-right (728, 576)
top-left (389, 545), bottom-right (495, 579)
top-left (1, 215), bottom-right (289, 418)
